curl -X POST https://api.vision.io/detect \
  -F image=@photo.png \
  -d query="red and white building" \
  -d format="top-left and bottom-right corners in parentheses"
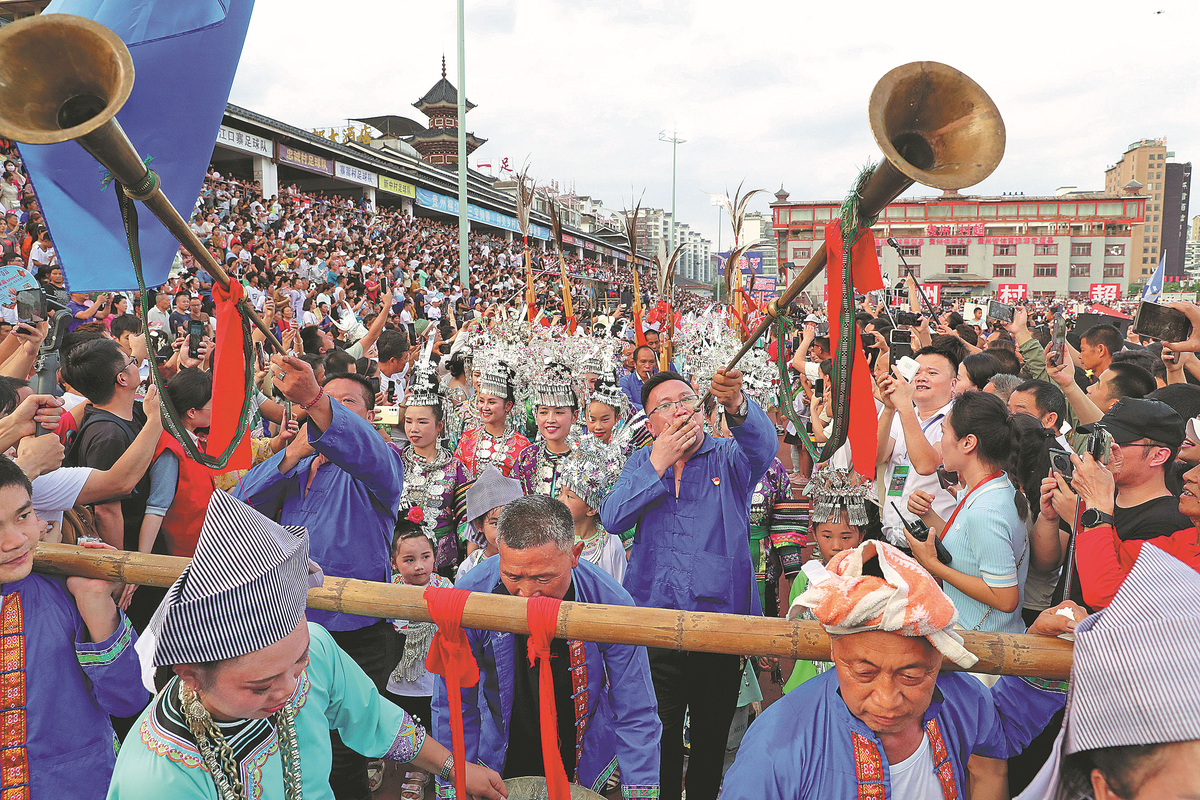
top-left (771, 191), bottom-right (1146, 302)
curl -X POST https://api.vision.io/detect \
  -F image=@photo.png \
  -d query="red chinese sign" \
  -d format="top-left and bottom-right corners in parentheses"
top-left (997, 284), bottom-right (1027, 303)
top-left (1089, 283), bottom-right (1121, 303)
top-left (919, 284), bottom-right (941, 305)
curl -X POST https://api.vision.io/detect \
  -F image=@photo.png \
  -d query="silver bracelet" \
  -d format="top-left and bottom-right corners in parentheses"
top-left (439, 753), bottom-right (454, 780)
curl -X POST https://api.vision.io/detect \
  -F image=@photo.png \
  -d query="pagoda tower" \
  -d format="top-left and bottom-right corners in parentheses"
top-left (408, 56), bottom-right (486, 166)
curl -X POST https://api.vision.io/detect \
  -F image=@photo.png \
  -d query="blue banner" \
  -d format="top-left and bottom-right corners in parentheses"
top-left (19, 0), bottom-right (255, 291)
top-left (415, 187), bottom-right (550, 240)
top-left (719, 250), bottom-right (765, 276)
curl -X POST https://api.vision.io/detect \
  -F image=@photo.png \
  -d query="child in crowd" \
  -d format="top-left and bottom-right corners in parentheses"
top-left (456, 466), bottom-right (522, 580)
top-left (782, 467), bottom-right (880, 693)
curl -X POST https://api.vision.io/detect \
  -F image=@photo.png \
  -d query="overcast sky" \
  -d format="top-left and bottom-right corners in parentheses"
top-left (230, 0), bottom-right (1200, 247)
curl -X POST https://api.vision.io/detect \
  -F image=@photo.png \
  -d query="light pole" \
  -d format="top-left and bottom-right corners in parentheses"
top-left (659, 127), bottom-right (686, 254)
top-left (455, 0), bottom-right (469, 289)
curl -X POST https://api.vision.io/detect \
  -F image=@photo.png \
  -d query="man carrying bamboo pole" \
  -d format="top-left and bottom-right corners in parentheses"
top-left (600, 366), bottom-right (776, 800)
top-left (431, 495), bottom-right (661, 798)
top-left (722, 540), bottom-right (1080, 800)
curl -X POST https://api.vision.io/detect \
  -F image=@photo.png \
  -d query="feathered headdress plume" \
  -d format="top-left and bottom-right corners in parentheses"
top-left (713, 182), bottom-right (769, 328)
top-left (622, 197), bottom-right (647, 346)
top-left (514, 166), bottom-right (538, 322)
top-left (547, 201), bottom-right (574, 328)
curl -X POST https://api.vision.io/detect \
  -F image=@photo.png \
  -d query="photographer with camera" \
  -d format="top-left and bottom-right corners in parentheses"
top-left (1038, 398), bottom-right (1191, 610)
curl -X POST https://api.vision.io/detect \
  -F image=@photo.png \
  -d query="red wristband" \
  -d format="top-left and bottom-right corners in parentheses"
top-left (300, 386), bottom-right (324, 410)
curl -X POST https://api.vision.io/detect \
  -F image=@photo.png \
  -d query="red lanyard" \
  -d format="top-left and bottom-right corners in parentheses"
top-left (941, 471), bottom-right (1003, 535)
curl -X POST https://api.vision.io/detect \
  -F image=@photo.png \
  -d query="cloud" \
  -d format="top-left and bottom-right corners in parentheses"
top-left (230, 0), bottom-right (1200, 245)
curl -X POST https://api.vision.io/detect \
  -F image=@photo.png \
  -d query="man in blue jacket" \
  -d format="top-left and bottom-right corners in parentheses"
top-left (600, 367), bottom-right (777, 800)
top-left (433, 495), bottom-right (661, 798)
top-left (235, 356), bottom-right (403, 800)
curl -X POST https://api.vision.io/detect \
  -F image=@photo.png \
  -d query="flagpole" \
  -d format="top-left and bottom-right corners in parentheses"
top-left (455, 0), bottom-right (470, 290)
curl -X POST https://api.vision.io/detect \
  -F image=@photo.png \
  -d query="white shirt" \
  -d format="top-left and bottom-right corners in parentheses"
top-left (32, 466), bottom-right (93, 541)
top-left (881, 400), bottom-right (957, 545)
top-left (887, 733), bottom-right (942, 800)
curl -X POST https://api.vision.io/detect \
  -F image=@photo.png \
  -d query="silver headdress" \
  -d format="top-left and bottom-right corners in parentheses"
top-left (478, 356), bottom-right (515, 401)
top-left (803, 466), bottom-right (875, 527)
top-left (405, 334), bottom-right (442, 408)
top-left (590, 371), bottom-right (628, 416)
top-left (557, 434), bottom-right (627, 511)
top-left (531, 359), bottom-right (578, 409)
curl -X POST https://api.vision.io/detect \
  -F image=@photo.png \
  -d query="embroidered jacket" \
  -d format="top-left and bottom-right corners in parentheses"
top-left (399, 447), bottom-right (471, 571)
top-left (512, 442), bottom-right (570, 498)
top-left (108, 624), bottom-right (424, 800)
top-left (2, 574), bottom-right (147, 800)
top-left (453, 426), bottom-right (530, 480)
top-left (433, 558), bottom-right (661, 799)
top-left (721, 668), bottom-right (1067, 800)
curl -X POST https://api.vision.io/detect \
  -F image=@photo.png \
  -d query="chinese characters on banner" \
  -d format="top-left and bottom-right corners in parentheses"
top-left (919, 284), bottom-right (941, 306)
top-left (1089, 283), bottom-right (1121, 303)
top-left (925, 223), bottom-right (986, 237)
top-left (997, 284), bottom-right (1028, 304)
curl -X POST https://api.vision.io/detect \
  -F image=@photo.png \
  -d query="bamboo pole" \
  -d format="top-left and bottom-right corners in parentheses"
top-left (34, 544), bottom-right (1073, 679)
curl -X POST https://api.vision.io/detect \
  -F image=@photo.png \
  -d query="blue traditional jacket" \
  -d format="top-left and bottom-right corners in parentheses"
top-left (4, 574), bottom-right (148, 799)
top-left (235, 400), bottom-right (404, 630)
top-left (722, 669), bottom-right (1067, 800)
top-left (432, 557), bottom-right (661, 799)
top-left (600, 398), bottom-right (777, 616)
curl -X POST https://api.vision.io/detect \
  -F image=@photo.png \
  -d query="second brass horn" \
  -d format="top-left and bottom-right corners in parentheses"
top-left (0, 14), bottom-right (283, 349)
top-left (715, 60), bottom-right (1005, 380)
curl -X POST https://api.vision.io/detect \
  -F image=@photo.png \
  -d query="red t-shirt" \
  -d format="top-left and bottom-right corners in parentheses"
top-left (1075, 523), bottom-right (1200, 608)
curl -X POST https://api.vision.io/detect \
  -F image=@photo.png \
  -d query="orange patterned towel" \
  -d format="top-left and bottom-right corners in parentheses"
top-left (788, 540), bottom-right (978, 668)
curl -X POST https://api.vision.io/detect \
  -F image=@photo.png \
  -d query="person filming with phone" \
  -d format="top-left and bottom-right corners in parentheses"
top-left (876, 345), bottom-right (960, 547)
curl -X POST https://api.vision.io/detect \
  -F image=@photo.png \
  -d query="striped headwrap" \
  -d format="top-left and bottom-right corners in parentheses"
top-left (135, 492), bottom-right (322, 686)
top-left (1019, 544), bottom-right (1200, 800)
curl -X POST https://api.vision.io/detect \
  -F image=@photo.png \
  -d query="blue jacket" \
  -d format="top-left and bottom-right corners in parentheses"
top-left (8, 574), bottom-right (148, 800)
top-left (235, 401), bottom-right (404, 630)
top-left (722, 668), bottom-right (1066, 799)
top-left (432, 557), bottom-right (661, 798)
top-left (601, 398), bottom-right (777, 616)
top-left (618, 371), bottom-right (647, 411)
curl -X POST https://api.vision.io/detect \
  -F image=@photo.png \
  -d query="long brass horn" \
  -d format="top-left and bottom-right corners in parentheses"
top-left (0, 14), bottom-right (283, 349)
top-left (716, 61), bottom-right (1005, 372)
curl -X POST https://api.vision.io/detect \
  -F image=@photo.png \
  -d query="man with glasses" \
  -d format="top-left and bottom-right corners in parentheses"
top-left (1043, 397), bottom-right (1190, 609)
top-left (601, 367), bottom-right (777, 800)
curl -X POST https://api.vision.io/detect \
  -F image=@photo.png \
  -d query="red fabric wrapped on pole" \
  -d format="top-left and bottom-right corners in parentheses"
top-left (424, 586), bottom-right (481, 799)
top-left (823, 220), bottom-right (885, 480)
top-left (207, 279), bottom-right (251, 471)
top-left (526, 595), bottom-right (570, 800)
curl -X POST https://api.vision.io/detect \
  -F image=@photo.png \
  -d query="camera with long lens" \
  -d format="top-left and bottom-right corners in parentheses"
top-left (893, 309), bottom-right (922, 327)
top-left (15, 288), bottom-right (72, 411)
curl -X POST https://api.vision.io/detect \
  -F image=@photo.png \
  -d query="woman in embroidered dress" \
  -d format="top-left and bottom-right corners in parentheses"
top-left (453, 360), bottom-right (529, 479)
top-left (401, 371), bottom-right (470, 576)
top-left (385, 512), bottom-right (455, 798)
top-left (108, 492), bottom-right (506, 800)
top-left (513, 363), bottom-right (579, 497)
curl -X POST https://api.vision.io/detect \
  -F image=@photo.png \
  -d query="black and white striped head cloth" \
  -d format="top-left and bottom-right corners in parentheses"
top-left (139, 492), bottom-right (320, 672)
top-left (1017, 544), bottom-right (1200, 800)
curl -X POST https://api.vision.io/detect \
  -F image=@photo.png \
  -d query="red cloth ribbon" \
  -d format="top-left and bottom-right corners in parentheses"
top-left (525, 595), bottom-right (569, 800)
top-left (208, 278), bottom-right (252, 471)
top-left (823, 221), bottom-right (885, 479)
top-left (424, 587), bottom-right (480, 799)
